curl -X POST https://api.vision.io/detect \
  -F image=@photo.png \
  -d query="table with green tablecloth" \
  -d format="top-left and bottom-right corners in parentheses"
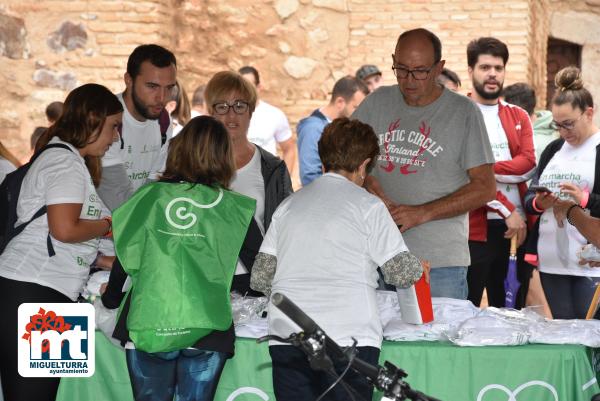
top-left (57, 332), bottom-right (600, 401)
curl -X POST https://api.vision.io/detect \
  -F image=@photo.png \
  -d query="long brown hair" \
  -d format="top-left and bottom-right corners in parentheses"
top-left (171, 82), bottom-right (191, 126)
top-left (41, 83), bottom-right (123, 186)
top-left (0, 141), bottom-right (21, 168)
top-left (162, 116), bottom-right (235, 188)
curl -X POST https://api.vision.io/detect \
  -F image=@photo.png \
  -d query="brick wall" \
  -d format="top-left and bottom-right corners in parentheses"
top-left (527, 0), bottom-right (549, 110)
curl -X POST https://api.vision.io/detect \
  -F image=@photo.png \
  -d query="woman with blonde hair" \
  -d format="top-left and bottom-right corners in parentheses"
top-left (102, 116), bottom-right (256, 401)
top-left (204, 71), bottom-right (292, 297)
top-left (0, 83), bottom-right (122, 401)
top-left (525, 66), bottom-right (600, 319)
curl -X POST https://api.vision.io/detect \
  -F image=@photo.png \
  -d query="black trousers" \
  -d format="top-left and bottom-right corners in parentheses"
top-left (0, 276), bottom-right (71, 401)
top-left (467, 220), bottom-right (533, 308)
top-left (540, 272), bottom-right (600, 319)
top-left (269, 345), bottom-right (379, 401)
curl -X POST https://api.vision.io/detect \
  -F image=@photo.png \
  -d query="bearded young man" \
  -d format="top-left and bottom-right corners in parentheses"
top-left (98, 44), bottom-right (177, 210)
top-left (466, 37), bottom-right (537, 308)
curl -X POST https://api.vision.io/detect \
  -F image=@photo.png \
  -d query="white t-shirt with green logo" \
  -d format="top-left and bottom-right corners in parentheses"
top-left (0, 137), bottom-right (104, 300)
top-left (353, 86), bottom-right (494, 268)
top-left (102, 93), bottom-right (171, 191)
top-left (477, 103), bottom-right (523, 219)
top-left (538, 132), bottom-right (600, 276)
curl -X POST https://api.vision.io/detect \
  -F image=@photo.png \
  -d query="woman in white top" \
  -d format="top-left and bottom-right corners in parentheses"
top-left (0, 141), bottom-right (20, 184)
top-left (250, 118), bottom-right (426, 401)
top-left (205, 71), bottom-right (292, 297)
top-left (0, 83), bottom-right (122, 401)
top-left (524, 67), bottom-right (600, 319)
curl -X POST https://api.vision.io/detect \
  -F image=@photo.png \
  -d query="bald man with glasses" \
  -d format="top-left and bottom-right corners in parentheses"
top-left (353, 28), bottom-right (496, 299)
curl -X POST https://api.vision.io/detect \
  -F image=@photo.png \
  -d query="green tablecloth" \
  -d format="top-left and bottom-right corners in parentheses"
top-left (57, 333), bottom-right (600, 401)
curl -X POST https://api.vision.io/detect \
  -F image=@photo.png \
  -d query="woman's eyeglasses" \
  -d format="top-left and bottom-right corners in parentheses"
top-left (212, 100), bottom-right (249, 115)
top-left (550, 113), bottom-right (584, 131)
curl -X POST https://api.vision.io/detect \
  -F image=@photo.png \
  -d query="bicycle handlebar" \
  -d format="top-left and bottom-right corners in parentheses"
top-left (271, 292), bottom-right (442, 401)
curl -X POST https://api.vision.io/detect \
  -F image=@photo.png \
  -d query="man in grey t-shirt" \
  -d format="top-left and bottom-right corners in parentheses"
top-left (353, 28), bottom-right (495, 299)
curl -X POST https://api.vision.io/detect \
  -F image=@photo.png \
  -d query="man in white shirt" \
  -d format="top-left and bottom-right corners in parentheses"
top-left (239, 66), bottom-right (295, 173)
top-left (466, 37), bottom-right (536, 307)
top-left (98, 44), bottom-right (177, 210)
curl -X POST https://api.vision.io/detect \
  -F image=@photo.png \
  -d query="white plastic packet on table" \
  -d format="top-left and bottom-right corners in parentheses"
top-left (383, 297), bottom-right (479, 342)
top-left (93, 297), bottom-right (122, 348)
top-left (231, 293), bottom-right (268, 338)
top-left (82, 270), bottom-right (123, 347)
top-left (377, 290), bottom-right (400, 328)
top-left (234, 318), bottom-right (269, 339)
top-left (450, 307), bottom-right (536, 346)
top-left (529, 318), bottom-right (600, 347)
top-left (82, 270), bottom-right (111, 300)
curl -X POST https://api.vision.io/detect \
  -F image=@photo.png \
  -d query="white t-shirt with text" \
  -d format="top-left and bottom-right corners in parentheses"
top-left (0, 137), bottom-right (104, 300)
top-left (538, 132), bottom-right (600, 277)
top-left (102, 93), bottom-right (172, 191)
top-left (477, 103), bottom-right (523, 219)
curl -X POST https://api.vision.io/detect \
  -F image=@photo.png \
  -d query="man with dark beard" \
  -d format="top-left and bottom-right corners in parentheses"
top-left (98, 44), bottom-right (177, 210)
top-left (466, 37), bottom-right (537, 307)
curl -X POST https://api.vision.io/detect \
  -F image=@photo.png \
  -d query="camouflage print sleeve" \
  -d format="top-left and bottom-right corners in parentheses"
top-left (381, 252), bottom-right (423, 289)
top-left (250, 252), bottom-right (277, 296)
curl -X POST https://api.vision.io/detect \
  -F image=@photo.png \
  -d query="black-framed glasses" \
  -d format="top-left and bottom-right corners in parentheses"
top-left (550, 113), bottom-right (584, 131)
top-left (213, 100), bottom-right (249, 115)
top-left (392, 63), bottom-right (437, 80)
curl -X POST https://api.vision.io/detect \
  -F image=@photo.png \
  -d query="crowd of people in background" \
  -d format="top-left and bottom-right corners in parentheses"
top-left (1, 25), bottom-right (599, 401)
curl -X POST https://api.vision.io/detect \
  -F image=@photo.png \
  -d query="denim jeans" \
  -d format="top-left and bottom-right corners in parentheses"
top-left (126, 348), bottom-right (227, 401)
top-left (429, 266), bottom-right (468, 299)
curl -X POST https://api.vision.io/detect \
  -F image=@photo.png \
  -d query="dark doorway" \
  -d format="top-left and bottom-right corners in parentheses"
top-left (546, 38), bottom-right (582, 108)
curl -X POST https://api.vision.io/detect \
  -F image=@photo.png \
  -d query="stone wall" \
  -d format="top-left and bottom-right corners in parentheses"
top-left (0, 0), bottom-right (170, 160)
top-left (1, 0), bottom-right (598, 163)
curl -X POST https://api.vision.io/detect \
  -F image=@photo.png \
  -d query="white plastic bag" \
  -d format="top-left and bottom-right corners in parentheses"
top-left (450, 307), bottom-right (535, 346)
top-left (529, 319), bottom-right (600, 347)
top-left (231, 293), bottom-right (268, 338)
top-left (93, 297), bottom-right (122, 348)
